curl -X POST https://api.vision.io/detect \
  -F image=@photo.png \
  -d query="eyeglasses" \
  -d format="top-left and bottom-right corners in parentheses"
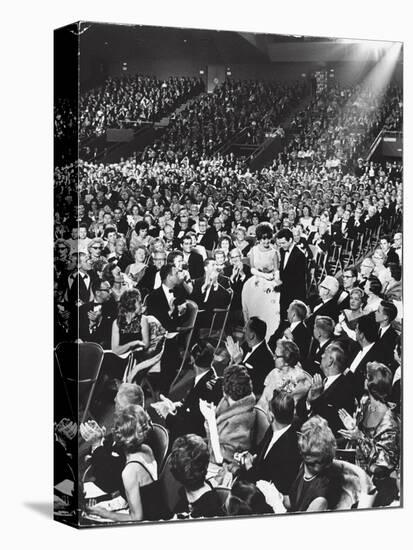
top-left (91, 246), bottom-right (102, 250)
top-left (97, 287), bottom-right (110, 292)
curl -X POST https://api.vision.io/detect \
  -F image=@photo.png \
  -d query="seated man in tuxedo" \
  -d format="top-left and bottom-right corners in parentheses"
top-left (283, 300), bottom-right (312, 363)
top-left (224, 247), bottom-right (251, 328)
top-left (78, 279), bottom-right (117, 349)
top-left (191, 258), bottom-right (231, 329)
top-left (226, 317), bottom-right (275, 398)
top-left (345, 315), bottom-right (381, 402)
top-left (180, 234), bottom-right (204, 280)
top-left (374, 300), bottom-right (400, 369)
top-left (336, 266), bottom-right (358, 311)
top-left (63, 251), bottom-right (97, 309)
top-left (304, 315), bottom-right (336, 377)
top-left (138, 250), bottom-right (166, 297)
top-left (306, 342), bottom-right (356, 437)
top-left (380, 235), bottom-right (400, 267)
top-left (306, 275), bottom-right (340, 333)
top-left (151, 341), bottom-right (220, 442)
top-left (239, 390), bottom-right (301, 495)
top-left (197, 216), bottom-right (219, 252)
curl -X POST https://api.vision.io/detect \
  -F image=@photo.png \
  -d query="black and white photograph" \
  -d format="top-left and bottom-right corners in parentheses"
top-left (52, 19), bottom-right (404, 528)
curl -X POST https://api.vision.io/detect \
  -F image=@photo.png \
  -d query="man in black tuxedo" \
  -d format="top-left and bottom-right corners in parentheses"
top-left (380, 236), bottom-right (400, 267)
top-left (181, 234), bottom-right (204, 280)
top-left (151, 342), bottom-right (220, 441)
top-left (191, 258), bottom-right (231, 328)
top-left (332, 210), bottom-right (352, 245)
top-left (307, 342), bottom-right (356, 437)
top-left (78, 279), bottom-right (117, 349)
top-left (284, 300), bottom-right (312, 362)
top-left (197, 216), bottom-right (219, 252)
top-left (345, 315), bottom-right (381, 401)
top-left (145, 263), bottom-right (188, 332)
top-left (113, 207), bottom-right (129, 237)
top-left (306, 275), bottom-right (340, 333)
top-left (146, 263), bottom-right (190, 393)
top-left (240, 390), bottom-right (301, 494)
top-left (375, 301), bottom-right (400, 369)
top-left (336, 266), bottom-right (358, 311)
top-left (241, 317), bottom-right (275, 397)
top-left (276, 228), bottom-right (307, 321)
top-left (138, 250), bottom-right (166, 296)
top-left (347, 208), bottom-right (365, 242)
top-left (224, 248), bottom-right (251, 327)
top-left (304, 315), bottom-right (336, 377)
top-left (63, 252), bottom-right (97, 308)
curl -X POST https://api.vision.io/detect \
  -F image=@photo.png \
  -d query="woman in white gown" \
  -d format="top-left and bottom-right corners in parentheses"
top-left (242, 222), bottom-right (281, 341)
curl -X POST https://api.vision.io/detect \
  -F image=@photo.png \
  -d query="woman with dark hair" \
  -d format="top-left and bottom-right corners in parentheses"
top-left (242, 222), bottom-right (281, 341)
top-left (217, 235), bottom-right (234, 263)
top-left (225, 480), bottom-right (273, 516)
top-left (171, 434), bottom-right (225, 519)
top-left (111, 289), bottom-right (149, 357)
top-left (130, 220), bottom-right (153, 254)
top-left (338, 362), bottom-right (400, 506)
top-left (363, 275), bottom-right (383, 314)
top-left (87, 405), bottom-right (157, 522)
top-left (200, 364), bottom-right (256, 467)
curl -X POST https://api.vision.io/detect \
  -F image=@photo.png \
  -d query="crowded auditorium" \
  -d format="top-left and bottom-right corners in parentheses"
top-left (54, 23), bottom-right (403, 525)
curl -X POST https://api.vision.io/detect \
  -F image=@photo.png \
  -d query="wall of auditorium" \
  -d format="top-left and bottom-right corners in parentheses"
top-left (107, 58), bottom-right (402, 87)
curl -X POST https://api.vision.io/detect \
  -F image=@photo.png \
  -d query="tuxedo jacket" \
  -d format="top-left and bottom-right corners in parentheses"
top-left (347, 217), bottom-right (365, 241)
top-left (292, 321), bottom-right (312, 363)
top-left (191, 275), bottom-right (231, 312)
top-left (78, 299), bottom-right (117, 349)
top-left (223, 264), bottom-right (251, 311)
top-left (186, 251), bottom-right (205, 280)
top-left (385, 247), bottom-right (400, 267)
top-left (245, 425), bottom-right (301, 494)
top-left (304, 337), bottom-right (335, 377)
top-left (165, 368), bottom-right (219, 440)
top-left (242, 340), bottom-right (274, 397)
top-left (306, 298), bottom-right (340, 333)
top-left (376, 326), bottom-right (400, 368)
top-left (279, 245), bottom-right (307, 314)
top-left (198, 228), bottom-right (219, 251)
top-left (345, 342), bottom-right (383, 402)
top-left (309, 374), bottom-right (356, 436)
top-left (146, 285), bottom-right (186, 332)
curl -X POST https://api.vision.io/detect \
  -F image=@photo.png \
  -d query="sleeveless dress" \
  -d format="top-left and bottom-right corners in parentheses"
top-left (241, 245), bottom-right (280, 340)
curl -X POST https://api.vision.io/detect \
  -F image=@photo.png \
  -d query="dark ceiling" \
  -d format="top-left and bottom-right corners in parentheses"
top-left (78, 21), bottom-right (335, 65)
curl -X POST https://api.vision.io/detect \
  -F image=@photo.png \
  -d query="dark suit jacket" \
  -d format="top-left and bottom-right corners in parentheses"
top-left (191, 275), bottom-right (231, 312)
top-left (279, 245), bottom-right (307, 316)
top-left (304, 337), bottom-right (335, 377)
top-left (309, 374), bottom-right (356, 436)
top-left (165, 368), bottom-right (219, 440)
top-left (242, 340), bottom-right (274, 396)
top-left (347, 217), bottom-right (365, 241)
top-left (345, 342), bottom-right (383, 401)
top-left (292, 322), bottom-right (312, 363)
top-left (199, 228), bottom-right (219, 251)
top-left (376, 326), bottom-right (400, 368)
top-left (385, 247), bottom-right (400, 267)
top-left (146, 285), bottom-right (186, 332)
top-left (186, 251), bottom-right (205, 280)
top-left (306, 298), bottom-right (340, 334)
top-left (245, 425), bottom-right (301, 494)
top-left (78, 299), bottom-right (117, 349)
top-left (223, 264), bottom-right (251, 311)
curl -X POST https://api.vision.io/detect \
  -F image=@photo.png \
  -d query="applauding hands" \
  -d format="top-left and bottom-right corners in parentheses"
top-left (225, 336), bottom-right (244, 364)
top-left (337, 408), bottom-right (362, 441)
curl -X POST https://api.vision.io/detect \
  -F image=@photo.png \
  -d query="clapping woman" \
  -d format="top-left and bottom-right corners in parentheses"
top-left (338, 362), bottom-right (400, 507)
